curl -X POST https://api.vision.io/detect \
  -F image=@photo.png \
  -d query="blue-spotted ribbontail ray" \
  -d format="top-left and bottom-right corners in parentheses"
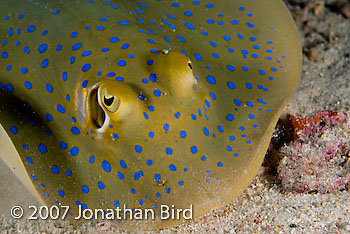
top-left (0, 0), bottom-right (301, 230)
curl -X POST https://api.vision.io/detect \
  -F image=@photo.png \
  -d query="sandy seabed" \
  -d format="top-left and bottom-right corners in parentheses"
top-left (1, 0), bottom-right (350, 233)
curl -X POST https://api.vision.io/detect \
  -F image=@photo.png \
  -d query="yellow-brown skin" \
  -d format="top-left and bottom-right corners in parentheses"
top-left (0, 0), bottom-right (301, 230)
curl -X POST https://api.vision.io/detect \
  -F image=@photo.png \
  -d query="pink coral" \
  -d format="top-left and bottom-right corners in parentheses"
top-left (276, 111), bottom-right (350, 193)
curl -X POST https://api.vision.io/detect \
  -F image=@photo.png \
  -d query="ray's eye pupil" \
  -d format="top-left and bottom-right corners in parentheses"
top-left (104, 96), bottom-right (114, 106)
top-left (188, 63), bottom-right (192, 70)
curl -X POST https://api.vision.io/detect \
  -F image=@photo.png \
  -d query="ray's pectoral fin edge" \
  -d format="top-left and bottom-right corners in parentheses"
top-left (0, 91), bottom-right (60, 205)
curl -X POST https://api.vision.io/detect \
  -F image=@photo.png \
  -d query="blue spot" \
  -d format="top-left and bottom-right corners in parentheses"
top-left (135, 145), bottom-right (143, 153)
top-left (249, 114), bottom-right (255, 119)
top-left (209, 41), bottom-right (217, 47)
top-left (147, 159), bottom-right (153, 166)
top-left (52, 9), bottom-right (60, 14)
top-left (120, 160), bottom-right (127, 169)
top-left (171, 2), bottom-right (179, 7)
top-left (21, 67), bottom-right (28, 75)
top-left (191, 145), bottom-right (198, 154)
top-left (130, 188), bottom-right (136, 194)
top-left (231, 19), bottom-right (239, 24)
top-left (97, 181), bottom-right (105, 190)
top-left (203, 127), bottom-right (209, 136)
top-left (82, 80), bottom-right (88, 88)
top-left (223, 35), bottom-right (231, 41)
top-left (226, 114), bottom-right (235, 121)
top-left (5, 83), bottom-right (14, 92)
top-left (207, 19), bottom-right (215, 24)
top-left (217, 162), bottom-right (224, 167)
top-left (82, 64), bottom-right (91, 72)
top-left (242, 66), bottom-right (249, 71)
top-left (58, 190), bottom-right (65, 197)
top-left (154, 90), bottom-right (161, 96)
top-left (89, 156), bottom-right (95, 164)
top-left (102, 160), bottom-right (111, 172)
top-left (191, 114), bottom-right (197, 120)
top-left (134, 171), bottom-right (144, 181)
top-left (56, 105), bottom-right (65, 113)
top-left (218, 125), bottom-right (224, 133)
top-left (154, 174), bottom-right (161, 182)
top-left (82, 50), bottom-right (91, 57)
top-left (70, 146), bottom-right (79, 156)
top-left (27, 25), bottom-right (35, 32)
top-left (169, 164), bottom-right (176, 171)
top-left (237, 33), bottom-right (244, 39)
top-left (96, 25), bottom-right (105, 30)
top-left (10, 126), bottom-right (18, 134)
top-left (184, 22), bottom-right (195, 30)
top-left (115, 76), bottom-right (124, 81)
top-left (147, 38), bottom-right (155, 44)
top-left (71, 31), bottom-right (78, 38)
top-left (5, 65), bottom-right (12, 71)
top-left (149, 73), bottom-right (157, 82)
top-left (24, 81), bottom-right (32, 90)
top-left (101, 47), bottom-right (110, 52)
top-left (148, 131), bottom-right (155, 138)
top-left (193, 0), bottom-right (200, 5)
top-left (71, 127), bottom-right (80, 135)
top-left (247, 101), bottom-right (254, 107)
top-left (38, 44), bottom-right (47, 53)
top-left (26, 157), bottom-right (33, 164)
top-left (118, 21), bottom-right (130, 25)
top-left (113, 201), bottom-right (120, 207)
top-left (246, 83), bottom-right (253, 89)
top-left (178, 181), bottom-right (184, 186)
top-left (66, 170), bottom-right (72, 176)
top-left (1, 51), bottom-right (8, 59)
top-left (194, 52), bottom-right (203, 61)
top-left (206, 75), bottom-right (216, 84)
top-left (259, 69), bottom-right (266, 75)
top-left (51, 165), bottom-right (59, 174)
top-left (121, 43), bottom-right (129, 49)
top-left (166, 147), bottom-right (173, 155)
top-left (45, 83), bottom-right (54, 93)
top-left (56, 44), bottom-right (62, 51)
top-left (110, 37), bottom-right (119, 43)
top-left (81, 185), bottom-right (89, 194)
top-left (41, 59), bottom-right (48, 68)
top-left (180, 130), bottom-right (187, 138)
top-left (72, 43), bottom-right (82, 50)
top-left (209, 92), bottom-right (217, 100)
top-left (62, 72), bottom-right (68, 81)
top-left (117, 60), bottom-right (126, 66)
top-left (117, 172), bottom-right (125, 180)
top-left (206, 3), bottom-right (214, 8)
top-left (227, 65), bottom-right (235, 71)
top-left (38, 144), bottom-right (47, 154)
top-left (234, 99), bottom-right (242, 106)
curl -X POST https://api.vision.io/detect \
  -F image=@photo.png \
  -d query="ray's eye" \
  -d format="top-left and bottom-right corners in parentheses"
top-left (100, 87), bottom-right (120, 113)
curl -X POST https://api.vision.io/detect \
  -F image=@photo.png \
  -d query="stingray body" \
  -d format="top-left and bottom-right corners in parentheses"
top-left (0, 0), bottom-right (301, 229)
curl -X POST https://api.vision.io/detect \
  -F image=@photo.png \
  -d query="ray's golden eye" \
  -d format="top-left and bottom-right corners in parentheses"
top-left (100, 87), bottom-right (120, 113)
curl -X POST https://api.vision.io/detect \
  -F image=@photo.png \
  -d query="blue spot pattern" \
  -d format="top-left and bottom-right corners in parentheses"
top-left (0, 0), bottom-right (291, 219)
